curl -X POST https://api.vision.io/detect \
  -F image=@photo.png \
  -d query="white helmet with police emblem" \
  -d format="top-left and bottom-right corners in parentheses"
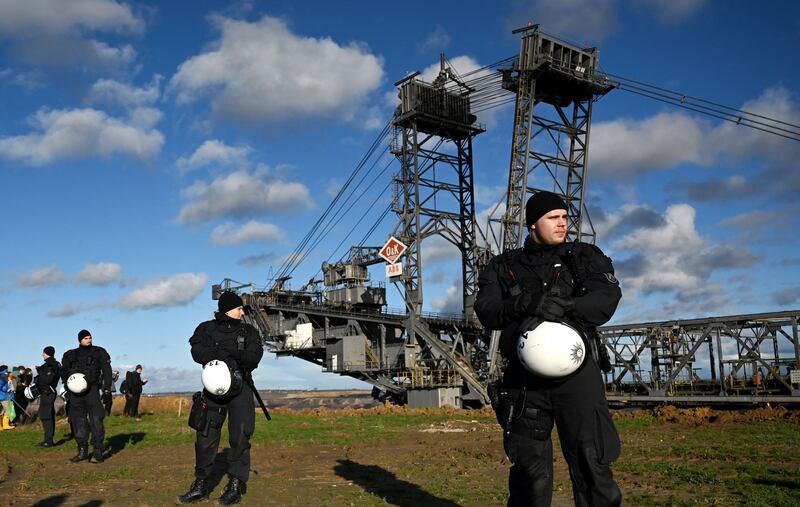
top-left (517, 320), bottom-right (586, 378)
top-left (24, 384), bottom-right (41, 400)
top-left (202, 360), bottom-right (240, 396)
top-left (66, 373), bottom-right (89, 394)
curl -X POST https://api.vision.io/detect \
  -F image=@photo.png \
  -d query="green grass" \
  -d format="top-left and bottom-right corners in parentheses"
top-left (2, 411), bottom-right (799, 506)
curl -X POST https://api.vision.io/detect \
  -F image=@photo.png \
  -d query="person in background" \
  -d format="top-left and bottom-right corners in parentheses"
top-left (0, 365), bottom-right (14, 430)
top-left (35, 346), bottom-right (61, 447)
top-left (123, 365), bottom-right (148, 418)
top-left (14, 366), bottom-right (31, 424)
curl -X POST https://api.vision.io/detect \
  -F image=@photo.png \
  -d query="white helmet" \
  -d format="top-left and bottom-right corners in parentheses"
top-left (517, 320), bottom-right (586, 378)
top-left (202, 360), bottom-right (241, 396)
top-left (24, 384), bottom-right (41, 400)
top-left (66, 373), bottom-right (89, 394)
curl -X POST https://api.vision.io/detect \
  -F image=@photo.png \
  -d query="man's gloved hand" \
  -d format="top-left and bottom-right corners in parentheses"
top-left (224, 358), bottom-right (239, 371)
top-left (536, 293), bottom-right (575, 321)
top-left (509, 290), bottom-right (539, 316)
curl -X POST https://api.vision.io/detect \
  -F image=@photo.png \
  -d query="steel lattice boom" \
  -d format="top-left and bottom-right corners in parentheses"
top-left (216, 27), bottom-right (800, 408)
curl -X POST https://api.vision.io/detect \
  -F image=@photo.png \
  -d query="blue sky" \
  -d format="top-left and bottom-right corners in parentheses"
top-left (1, 0), bottom-right (798, 392)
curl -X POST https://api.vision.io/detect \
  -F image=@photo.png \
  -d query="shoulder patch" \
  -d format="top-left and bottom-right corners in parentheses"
top-left (603, 273), bottom-right (618, 284)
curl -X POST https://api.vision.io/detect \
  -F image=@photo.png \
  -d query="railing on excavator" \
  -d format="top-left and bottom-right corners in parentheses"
top-left (248, 290), bottom-right (483, 330)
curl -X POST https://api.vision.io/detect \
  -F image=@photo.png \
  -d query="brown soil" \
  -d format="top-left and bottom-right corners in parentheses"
top-left (614, 404), bottom-right (800, 425)
top-left (3, 399), bottom-right (798, 506)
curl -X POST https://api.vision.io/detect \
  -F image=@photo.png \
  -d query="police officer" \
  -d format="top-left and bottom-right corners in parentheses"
top-left (35, 346), bottom-right (61, 447)
top-left (475, 191), bottom-right (623, 507)
top-left (61, 329), bottom-right (112, 463)
top-left (178, 291), bottom-right (263, 505)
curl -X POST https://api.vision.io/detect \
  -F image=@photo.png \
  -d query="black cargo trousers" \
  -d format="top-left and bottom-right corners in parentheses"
top-left (39, 390), bottom-right (57, 444)
top-left (69, 388), bottom-right (106, 451)
top-left (194, 387), bottom-right (255, 482)
top-left (503, 359), bottom-right (621, 507)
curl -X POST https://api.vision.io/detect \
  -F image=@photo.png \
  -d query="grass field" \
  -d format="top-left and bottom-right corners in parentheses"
top-left (0, 402), bottom-right (799, 506)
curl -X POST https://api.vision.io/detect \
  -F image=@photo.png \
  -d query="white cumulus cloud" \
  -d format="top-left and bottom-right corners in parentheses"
top-left (48, 302), bottom-right (105, 318)
top-left (591, 112), bottom-right (710, 179)
top-left (75, 262), bottom-right (122, 285)
top-left (430, 283), bottom-right (462, 315)
top-left (0, 0), bottom-right (143, 71)
top-left (169, 15), bottom-right (384, 123)
top-left (177, 169), bottom-right (311, 224)
top-left (611, 204), bottom-right (760, 297)
top-left (18, 265), bottom-right (67, 287)
top-left (176, 139), bottom-right (251, 171)
top-left (87, 75), bottom-right (162, 108)
top-left (117, 273), bottom-right (208, 311)
top-left (0, 107), bottom-right (164, 166)
top-left (590, 86), bottom-right (800, 193)
top-left (210, 220), bottom-right (284, 245)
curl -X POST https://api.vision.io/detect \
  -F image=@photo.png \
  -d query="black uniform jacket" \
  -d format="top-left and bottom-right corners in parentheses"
top-left (125, 371), bottom-right (145, 395)
top-left (475, 236), bottom-right (621, 384)
top-left (35, 357), bottom-right (61, 392)
top-left (189, 313), bottom-right (264, 377)
top-left (61, 345), bottom-right (112, 391)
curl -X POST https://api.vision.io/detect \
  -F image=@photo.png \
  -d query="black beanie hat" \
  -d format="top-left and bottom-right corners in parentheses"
top-left (43, 346), bottom-right (55, 357)
top-left (218, 291), bottom-right (244, 314)
top-left (135, 364), bottom-right (142, 370)
top-left (525, 191), bottom-right (568, 228)
top-left (78, 329), bottom-right (92, 341)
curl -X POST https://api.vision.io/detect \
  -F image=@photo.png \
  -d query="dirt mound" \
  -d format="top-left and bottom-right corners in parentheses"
top-left (271, 404), bottom-right (496, 417)
top-left (614, 405), bottom-right (800, 425)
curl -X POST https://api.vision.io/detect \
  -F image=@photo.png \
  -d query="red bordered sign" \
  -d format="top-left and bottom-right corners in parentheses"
top-left (379, 236), bottom-right (407, 264)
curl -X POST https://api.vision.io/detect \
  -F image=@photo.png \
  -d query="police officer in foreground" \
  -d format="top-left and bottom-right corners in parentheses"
top-left (178, 291), bottom-right (263, 505)
top-left (475, 191), bottom-right (623, 507)
top-left (61, 329), bottom-right (112, 463)
top-left (34, 346), bottom-right (61, 447)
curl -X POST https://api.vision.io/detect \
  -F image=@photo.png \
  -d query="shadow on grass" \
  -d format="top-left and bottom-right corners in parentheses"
top-left (752, 477), bottom-right (800, 489)
top-left (334, 459), bottom-right (461, 507)
top-left (105, 432), bottom-right (146, 457)
top-left (30, 495), bottom-right (103, 506)
top-left (203, 449), bottom-right (233, 492)
top-left (54, 432), bottom-right (75, 446)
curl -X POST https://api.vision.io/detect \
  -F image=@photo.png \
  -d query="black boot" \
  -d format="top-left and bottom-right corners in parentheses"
top-left (178, 479), bottom-right (210, 504)
top-left (69, 445), bottom-right (89, 463)
top-left (90, 447), bottom-right (105, 463)
top-left (35, 441), bottom-right (54, 448)
top-left (217, 477), bottom-right (246, 505)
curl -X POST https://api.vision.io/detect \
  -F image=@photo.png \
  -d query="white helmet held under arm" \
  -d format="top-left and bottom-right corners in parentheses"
top-left (517, 320), bottom-right (586, 378)
top-left (24, 384), bottom-right (41, 400)
top-left (66, 373), bottom-right (89, 394)
top-left (202, 360), bottom-right (243, 396)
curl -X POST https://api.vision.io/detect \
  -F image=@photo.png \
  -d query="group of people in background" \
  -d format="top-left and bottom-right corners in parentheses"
top-left (0, 335), bottom-right (148, 462)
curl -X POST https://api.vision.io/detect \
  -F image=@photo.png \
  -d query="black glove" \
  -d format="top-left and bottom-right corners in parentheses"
top-left (505, 290), bottom-right (538, 317)
top-left (224, 358), bottom-right (239, 371)
top-left (536, 293), bottom-right (574, 321)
